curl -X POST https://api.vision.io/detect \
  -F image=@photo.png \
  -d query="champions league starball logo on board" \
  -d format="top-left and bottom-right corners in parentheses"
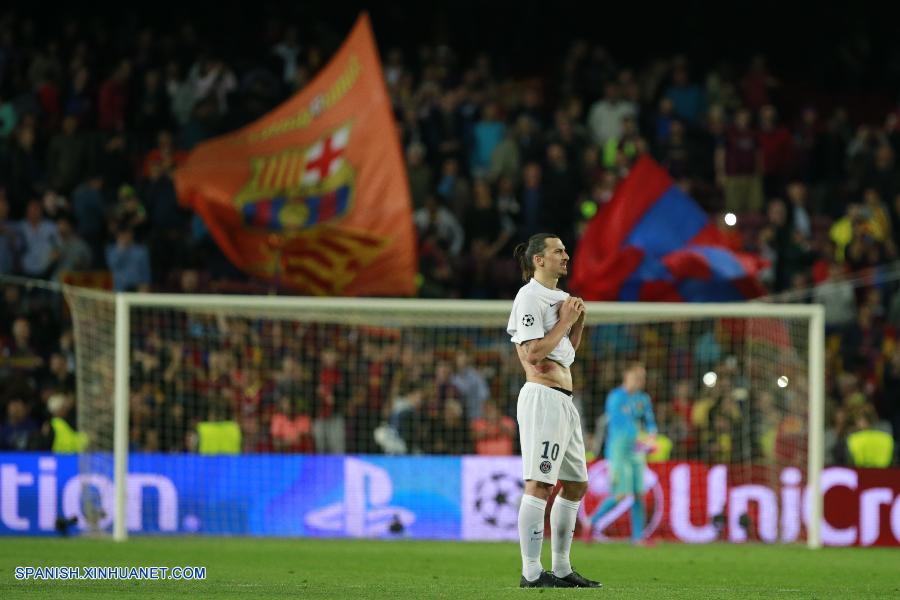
top-left (461, 458), bottom-right (524, 540)
top-left (471, 471), bottom-right (524, 532)
top-left (579, 460), bottom-right (664, 541)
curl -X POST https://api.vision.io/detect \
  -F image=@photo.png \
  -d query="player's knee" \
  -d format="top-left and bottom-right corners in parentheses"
top-left (560, 480), bottom-right (588, 500)
top-left (524, 479), bottom-right (554, 500)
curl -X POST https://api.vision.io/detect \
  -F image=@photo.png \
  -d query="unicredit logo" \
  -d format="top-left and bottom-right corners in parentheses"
top-left (581, 461), bottom-right (900, 546)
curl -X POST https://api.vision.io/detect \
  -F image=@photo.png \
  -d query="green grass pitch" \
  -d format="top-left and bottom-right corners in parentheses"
top-left (0, 537), bottom-right (898, 598)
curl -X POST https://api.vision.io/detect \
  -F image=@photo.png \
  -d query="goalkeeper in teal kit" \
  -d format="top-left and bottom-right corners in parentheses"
top-left (588, 362), bottom-right (657, 543)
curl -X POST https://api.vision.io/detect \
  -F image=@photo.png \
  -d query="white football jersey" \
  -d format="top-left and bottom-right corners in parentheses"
top-left (507, 278), bottom-right (576, 368)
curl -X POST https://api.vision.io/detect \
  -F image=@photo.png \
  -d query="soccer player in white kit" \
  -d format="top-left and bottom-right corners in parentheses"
top-left (507, 233), bottom-right (602, 589)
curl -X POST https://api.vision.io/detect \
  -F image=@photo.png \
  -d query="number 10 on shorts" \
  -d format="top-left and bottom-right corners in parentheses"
top-left (539, 441), bottom-right (559, 475)
top-left (541, 441), bottom-right (559, 460)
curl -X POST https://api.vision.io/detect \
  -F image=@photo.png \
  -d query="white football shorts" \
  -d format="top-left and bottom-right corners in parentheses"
top-left (517, 382), bottom-right (588, 484)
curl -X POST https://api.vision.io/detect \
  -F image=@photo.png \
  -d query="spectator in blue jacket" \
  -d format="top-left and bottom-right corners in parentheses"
top-left (106, 227), bottom-right (151, 291)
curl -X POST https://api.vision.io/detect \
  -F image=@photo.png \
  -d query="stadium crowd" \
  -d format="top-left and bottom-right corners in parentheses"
top-left (0, 10), bottom-right (897, 466)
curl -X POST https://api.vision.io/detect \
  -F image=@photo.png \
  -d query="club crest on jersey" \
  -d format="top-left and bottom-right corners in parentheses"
top-left (522, 314), bottom-right (535, 326)
top-left (539, 460), bottom-right (552, 474)
top-left (235, 123), bottom-right (355, 232)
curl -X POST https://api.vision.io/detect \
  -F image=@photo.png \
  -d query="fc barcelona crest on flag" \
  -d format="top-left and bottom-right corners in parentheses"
top-left (237, 124), bottom-right (355, 233)
top-left (174, 14), bottom-right (416, 297)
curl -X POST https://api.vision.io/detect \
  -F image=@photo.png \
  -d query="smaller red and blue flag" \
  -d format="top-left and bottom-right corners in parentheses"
top-left (570, 155), bottom-right (768, 302)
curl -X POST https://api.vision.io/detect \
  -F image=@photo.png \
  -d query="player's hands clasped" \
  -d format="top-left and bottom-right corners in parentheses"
top-left (560, 296), bottom-right (584, 326)
top-left (572, 296), bottom-right (585, 317)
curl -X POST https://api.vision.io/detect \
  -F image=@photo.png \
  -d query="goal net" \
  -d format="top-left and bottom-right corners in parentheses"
top-left (14, 281), bottom-right (823, 545)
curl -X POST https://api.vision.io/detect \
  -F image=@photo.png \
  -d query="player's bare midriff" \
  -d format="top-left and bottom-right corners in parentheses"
top-left (515, 344), bottom-right (573, 391)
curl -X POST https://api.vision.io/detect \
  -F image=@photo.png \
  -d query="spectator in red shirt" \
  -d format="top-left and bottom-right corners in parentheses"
top-left (792, 107), bottom-right (821, 183)
top-left (842, 305), bottom-right (884, 372)
top-left (740, 54), bottom-right (777, 112)
top-left (716, 107), bottom-right (763, 214)
top-left (271, 396), bottom-right (313, 453)
top-left (758, 105), bottom-right (794, 196)
top-left (471, 400), bottom-right (516, 455)
top-left (775, 413), bottom-right (807, 467)
top-left (98, 60), bottom-right (131, 132)
top-left (142, 130), bottom-right (187, 178)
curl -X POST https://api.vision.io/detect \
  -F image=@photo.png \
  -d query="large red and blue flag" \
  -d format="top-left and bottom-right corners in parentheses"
top-left (570, 155), bottom-right (767, 302)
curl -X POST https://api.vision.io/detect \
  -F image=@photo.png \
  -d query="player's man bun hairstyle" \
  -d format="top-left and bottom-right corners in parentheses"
top-left (513, 233), bottom-right (560, 282)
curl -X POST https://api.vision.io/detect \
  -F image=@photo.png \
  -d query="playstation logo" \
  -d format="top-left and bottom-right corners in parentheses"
top-left (304, 458), bottom-right (416, 537)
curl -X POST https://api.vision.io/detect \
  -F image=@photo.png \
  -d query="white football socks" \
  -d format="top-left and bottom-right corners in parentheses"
top-left (518, 494), bottom-right (547, 581)
top-left (550, 496), bottom-right (580, 577)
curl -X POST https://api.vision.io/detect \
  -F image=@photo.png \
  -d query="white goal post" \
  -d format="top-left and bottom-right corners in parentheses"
top-left (88, 291), bottom-right (823, 546)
